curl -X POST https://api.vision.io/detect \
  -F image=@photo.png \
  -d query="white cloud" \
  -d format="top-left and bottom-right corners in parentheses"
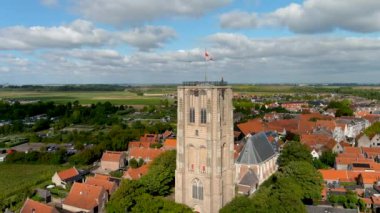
top-left (220, 0), bottom-right (380, 33)
top-left (0, 20), bottom-right (176, 51)
top-left (73, 0), bottom-right (231, 26)
top-left (220, 11), bottom-right (258, 29)
top-left (119, 26), bottom-right (176, 51)
top-left (3, 34), bottom-right (380, 84)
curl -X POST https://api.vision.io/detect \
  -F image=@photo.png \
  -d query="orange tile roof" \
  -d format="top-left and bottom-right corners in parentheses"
top-left (344, 147), bottom-right (362, 154)
top-left (319, 169), bottom-right (359, 182)
top-left (316, 120), bottom-right (336, 131)
top-left (360, 172), bottom-right (380, 184)
top-left (266, 119), bottom-right (298, 133)
top-left (129, 147), bottom-right (165, 161)
top-left (301, 134), bottom-right (336, 151)
top-left (57, 167), bottom-right (79, 181)
top-left (298, 119), bottom-right (316, 134)
top-left (140, 134), bottom-right (159, 143)
top-left (128, 141), bottom-right (152, 149)
top-left (85, 177), bottom-right (116, 194)
top-left (162, 130), bottom-right (173, 138)
top-left (63, 182), bottom-right (105, 211)
top-left (237, 119), bottom-right (264, 135)
top-left (21, 198), bottom-right (59, 213)
top-left (163, 138), bottom-right (176, 149)
top-left (94, 174), bottom-right (111, 180)
top-left (123, 164), bottom-right (149, 180)
top-left (101, 151), bottom-right (124, 162)
top-left (335, 157), bottom-right (372, 165)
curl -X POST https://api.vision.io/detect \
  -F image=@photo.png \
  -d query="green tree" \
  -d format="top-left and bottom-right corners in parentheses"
top-left (129, 158), bottom-right (139, 168)
top-left (140, 150), bottom-right (176, 196)
top-left (278, 141), bottom-right (313, 167)
top-left (280, 161), bottom-right (323, 204)
top-left (319, 150), bottom-right (337, 167)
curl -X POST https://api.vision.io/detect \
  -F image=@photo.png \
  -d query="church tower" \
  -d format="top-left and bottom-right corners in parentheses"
top-left (175, 81), bottom-right (235, 213)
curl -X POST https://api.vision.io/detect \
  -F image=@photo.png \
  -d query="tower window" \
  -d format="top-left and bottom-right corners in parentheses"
top-left (192, 179), bottom-right (203, 200)
top-left (200, 108), bottom-right (207, 124)
top-left (189, 108), bottom-right (195, 123)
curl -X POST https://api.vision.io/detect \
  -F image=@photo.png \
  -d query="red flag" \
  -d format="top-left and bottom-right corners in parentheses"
top-left (204, 50), bottom-right (213, 61)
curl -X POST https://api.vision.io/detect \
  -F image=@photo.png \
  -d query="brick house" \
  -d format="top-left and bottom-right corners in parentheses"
top-left (100, 151), bottom-right (126, 171)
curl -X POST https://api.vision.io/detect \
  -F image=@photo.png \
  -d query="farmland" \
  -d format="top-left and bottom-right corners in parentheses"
top-left (0, 90), bottom-right (170, 105)
top-left (0, 164), bottom-right (65, 211)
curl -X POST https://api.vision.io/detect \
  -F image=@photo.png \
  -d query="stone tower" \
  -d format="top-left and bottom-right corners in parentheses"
top-left (175, 81), bottom-right (235, 213)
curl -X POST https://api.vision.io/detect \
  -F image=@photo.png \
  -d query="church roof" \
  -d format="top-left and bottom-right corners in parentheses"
top-left (238, 169), bottom-right (259, 187)
top-left (236, 132), bottom-right (276, 165)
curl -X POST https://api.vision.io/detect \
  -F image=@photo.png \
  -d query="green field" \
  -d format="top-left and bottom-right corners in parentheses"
top-left (0, 164), bottom-right (65, 211)
top-left (0, 91), bottom-right (169, 105)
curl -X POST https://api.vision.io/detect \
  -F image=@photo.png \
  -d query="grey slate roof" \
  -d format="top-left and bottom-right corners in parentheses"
top-left (236, 132), bottom-right (276, 165)
top-left (238, 169), bottom-right (259, 187)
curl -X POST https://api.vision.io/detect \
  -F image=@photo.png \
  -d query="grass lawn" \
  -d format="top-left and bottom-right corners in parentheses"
top-left (0, 164), bottom-right (65, 211)
top-left (0, 91), bottom-right (167, 105)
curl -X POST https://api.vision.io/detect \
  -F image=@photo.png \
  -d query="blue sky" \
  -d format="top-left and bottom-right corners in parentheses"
top-left (0, 0), bottom-right (380, 84)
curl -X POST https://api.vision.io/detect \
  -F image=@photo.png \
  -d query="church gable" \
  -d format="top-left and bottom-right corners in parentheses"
top-left (236, 132), bottom-right (276, 165)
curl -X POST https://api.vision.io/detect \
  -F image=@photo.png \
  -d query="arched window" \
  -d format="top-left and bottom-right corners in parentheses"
top-left (200, 108), bottom-right (207, 124)
top-left (192, 179), bottom-right (203, 200)
top-left (189, 107), bottom-right (195, 123)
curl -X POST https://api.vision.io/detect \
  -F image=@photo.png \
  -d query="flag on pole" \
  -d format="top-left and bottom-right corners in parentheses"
top-left (204, 49), bottom-right (214, 61)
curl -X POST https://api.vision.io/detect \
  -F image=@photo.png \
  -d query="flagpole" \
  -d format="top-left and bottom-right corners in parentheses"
top-left (204, 49), bottom-right (207, 82)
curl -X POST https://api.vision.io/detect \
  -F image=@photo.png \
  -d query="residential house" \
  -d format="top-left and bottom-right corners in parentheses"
top-left (301, 134), bottom-right (343, 158)
top-left (128, 147), bottom-right (165, 163)
top-left (139, 134), bottom-right (159, 143)
top-left (85, 176), bottom-right (117, 198)
top-left (235, 132), bottom-right (279, 195)
top-left (357, 134), bottom-right (380, 148)
top-left (122, 164), bottom-right (149, 180)
top-left (62, 182), bottom-right (107, 213)
top-left (52, 167), bottom-right (83, 189)
top-left (20, 198), bottom-right (59, 213)
top-left (100, 151), bottom-right (126, 171)
top-left (281, 102), bottom-right (307, 112)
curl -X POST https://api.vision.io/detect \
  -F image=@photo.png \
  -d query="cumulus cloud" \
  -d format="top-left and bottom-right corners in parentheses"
top-left (3, 34), bottom-right (380, 84)
top-left (0, 20), bottom-right (176, 51)
top-left (73, 0), bottom-right (231, 26)
top-left (220, 0), bottom-right (380, 33)
top-left (119, 26), bottom-right (176, 51)
top-left (220, 11), bottom-right (258, 29)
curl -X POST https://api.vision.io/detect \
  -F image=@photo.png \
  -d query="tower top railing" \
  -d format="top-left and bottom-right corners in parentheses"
top-left (182, 81), bottom-right (228, 86)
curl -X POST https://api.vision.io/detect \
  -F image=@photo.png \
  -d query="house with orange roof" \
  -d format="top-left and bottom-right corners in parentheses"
top-left (301, 134), bottom-right (342, 158)
top-left (100, 151), bottom-right (126, 171)
top-left (128, 147), bottom-right (165, 163)
top-left (281, 102), bottom-right (307, 112)
top-left (237, 119), bottom-right (264, 136)
top-left (85, 176), bottom-right (117, 197)
top-left (123, 164), bottom-right (149, 180)
top-left (128, 141), bottom-right (152, 149)
top-left (139, 134), bottom-right (159, 143)
top-left (52, 167), bottom-right (83, 189)
top-left (358, 172), bottom-right (380, 188)
top-left (162, 130), bottom-right (174, 139)
top-left (20, 198), bottom-right (59, 213)
top-left (319, 169), bottom-right (360, 185)
top-left (163, 138), bottom-right (176, 150)
top-left (62, 182), bottom-right (107, 213)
